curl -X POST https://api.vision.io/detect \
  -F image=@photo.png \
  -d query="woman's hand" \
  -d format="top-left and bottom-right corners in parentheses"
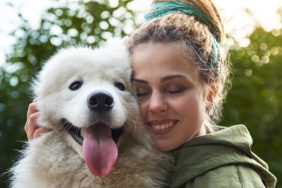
top-left (24, 99), bottom-right (52, 140)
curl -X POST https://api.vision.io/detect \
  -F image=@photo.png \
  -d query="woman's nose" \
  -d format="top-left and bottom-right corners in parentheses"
top-left (148, 92), bottom-right (167, 114)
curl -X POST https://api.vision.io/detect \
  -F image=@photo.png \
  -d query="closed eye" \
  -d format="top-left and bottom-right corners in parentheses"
top-left (166, 86), bottom-right (186, 94)
top-left (136, 91), bottom-right (149, 97)
top-left (136, 86), bottom-right (150, 97)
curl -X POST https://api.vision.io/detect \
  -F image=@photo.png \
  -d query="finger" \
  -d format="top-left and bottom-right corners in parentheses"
top-left (25, 102), bottom-right (39, 133)
top-left (26, 112), bottom-right (40, 140)
top-left (33, 127), bottom-right (52, 139)
top-left (32, 97), bottom-right (39, 102)
top-left (26, 102), bottom-right (39, 119)
top-left (24, 122), bottom-right (28, 134)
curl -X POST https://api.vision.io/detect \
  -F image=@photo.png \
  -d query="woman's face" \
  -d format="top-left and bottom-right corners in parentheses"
top-left (131, 42), bottom-right (208, 151)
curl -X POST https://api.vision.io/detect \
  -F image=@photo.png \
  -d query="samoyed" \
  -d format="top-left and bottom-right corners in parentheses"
top-left (11, 39), bottom-right (172, 188)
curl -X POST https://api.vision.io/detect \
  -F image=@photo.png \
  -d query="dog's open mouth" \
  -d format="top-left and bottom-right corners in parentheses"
top-left (61, 118), bottom-right (123, 176)
top-left (61, 118), bottom-right (123, 145)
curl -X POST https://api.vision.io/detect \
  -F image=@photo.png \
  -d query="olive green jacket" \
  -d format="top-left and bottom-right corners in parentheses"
top-left (170, 125), bottom-right (277, 188)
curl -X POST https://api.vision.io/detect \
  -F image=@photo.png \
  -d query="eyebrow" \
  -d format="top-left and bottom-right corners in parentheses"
top-left (132, 74), bottom-right (189, 84)
top-left (131, 78), bottom-right (147, 84)
top-left (161, 75), bottom-right (187, 82)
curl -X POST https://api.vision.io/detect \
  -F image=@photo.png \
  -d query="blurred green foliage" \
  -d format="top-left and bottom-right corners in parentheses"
top-left (0, 1), bottom-right (281, 187)
top-left (221, 27), bottom-right (282, 185)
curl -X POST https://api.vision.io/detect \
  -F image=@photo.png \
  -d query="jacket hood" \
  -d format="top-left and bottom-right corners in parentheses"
top-left (170, 124), bottom-right (277, 188)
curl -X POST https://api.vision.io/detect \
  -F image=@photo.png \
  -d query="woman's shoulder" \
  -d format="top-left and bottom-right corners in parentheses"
top-left (170, 125), bottom-right (277, 188)
top-left (171, 155), bottom-right (276, 188)
top-left (183, 164), bottom-right (267, 188)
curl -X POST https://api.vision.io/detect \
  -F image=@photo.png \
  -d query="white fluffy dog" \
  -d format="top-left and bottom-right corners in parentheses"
top-left (11, 39), bottom-right (172, 188)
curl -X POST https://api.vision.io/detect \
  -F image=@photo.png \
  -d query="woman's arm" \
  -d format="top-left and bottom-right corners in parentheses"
top-left (24, 99), bottom-right (52, 140)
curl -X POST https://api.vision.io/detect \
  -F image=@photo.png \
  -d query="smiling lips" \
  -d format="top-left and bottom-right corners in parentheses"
top-left (147, 120), bottom-right (178, 135)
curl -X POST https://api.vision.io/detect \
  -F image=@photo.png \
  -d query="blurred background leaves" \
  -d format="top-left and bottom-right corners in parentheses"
top-left (0, 1), bottom-right (281, 187)
top-left (222, 27), bottom-right (282, 182)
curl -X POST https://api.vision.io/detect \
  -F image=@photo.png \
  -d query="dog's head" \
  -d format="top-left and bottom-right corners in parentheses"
top-left (32, 38), bottom-right (150, 177)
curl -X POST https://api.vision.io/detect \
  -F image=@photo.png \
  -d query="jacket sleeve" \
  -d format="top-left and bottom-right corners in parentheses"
top-left (184, 165), bottom-right (266, 188)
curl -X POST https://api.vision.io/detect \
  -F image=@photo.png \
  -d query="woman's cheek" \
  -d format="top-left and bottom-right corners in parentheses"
top-left (138, 101), bottom-right (147, 120)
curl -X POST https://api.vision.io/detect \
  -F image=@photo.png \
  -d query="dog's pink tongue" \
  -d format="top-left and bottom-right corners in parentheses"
top-left (82, 125), bottom-right (118, 176)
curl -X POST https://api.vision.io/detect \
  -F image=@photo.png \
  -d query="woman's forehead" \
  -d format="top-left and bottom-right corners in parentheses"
top-left (131, 42), bottom-right (198, 73)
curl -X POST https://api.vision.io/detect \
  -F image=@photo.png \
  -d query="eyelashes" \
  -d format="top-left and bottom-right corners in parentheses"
top-left (135, 85), bottom-right (187, 97)
top-left (167, 86), bottom-right (186, 94)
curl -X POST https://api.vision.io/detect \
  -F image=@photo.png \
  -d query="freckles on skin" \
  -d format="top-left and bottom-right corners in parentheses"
top-left (131, 42), bottom-right (209, 151)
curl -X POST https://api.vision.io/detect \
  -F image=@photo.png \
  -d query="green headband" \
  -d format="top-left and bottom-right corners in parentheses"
top-left (144, 1), bottom-right (220, 76)
top-left (144, 1), bottom-right (217, 37)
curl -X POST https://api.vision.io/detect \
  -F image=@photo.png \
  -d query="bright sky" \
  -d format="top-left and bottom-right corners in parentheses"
top-left (0, 0), bottom-right (281, 66)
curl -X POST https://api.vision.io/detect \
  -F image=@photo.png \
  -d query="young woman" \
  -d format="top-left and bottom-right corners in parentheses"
top-left (25, 0), bottom-right (277, 187)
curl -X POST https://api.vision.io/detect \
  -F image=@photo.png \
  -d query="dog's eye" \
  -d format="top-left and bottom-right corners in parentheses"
top-left (114, 82), bottom-right (125, 91)
top-left (69, 81), bottom-right (83, 91)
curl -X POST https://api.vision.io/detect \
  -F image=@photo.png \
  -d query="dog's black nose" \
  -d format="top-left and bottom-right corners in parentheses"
top-left (87, 91), bottom-right (114, 112)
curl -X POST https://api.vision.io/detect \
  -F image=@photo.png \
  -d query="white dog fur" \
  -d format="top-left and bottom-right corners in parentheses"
top-left (11, 39), bottom-right (173, 188)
